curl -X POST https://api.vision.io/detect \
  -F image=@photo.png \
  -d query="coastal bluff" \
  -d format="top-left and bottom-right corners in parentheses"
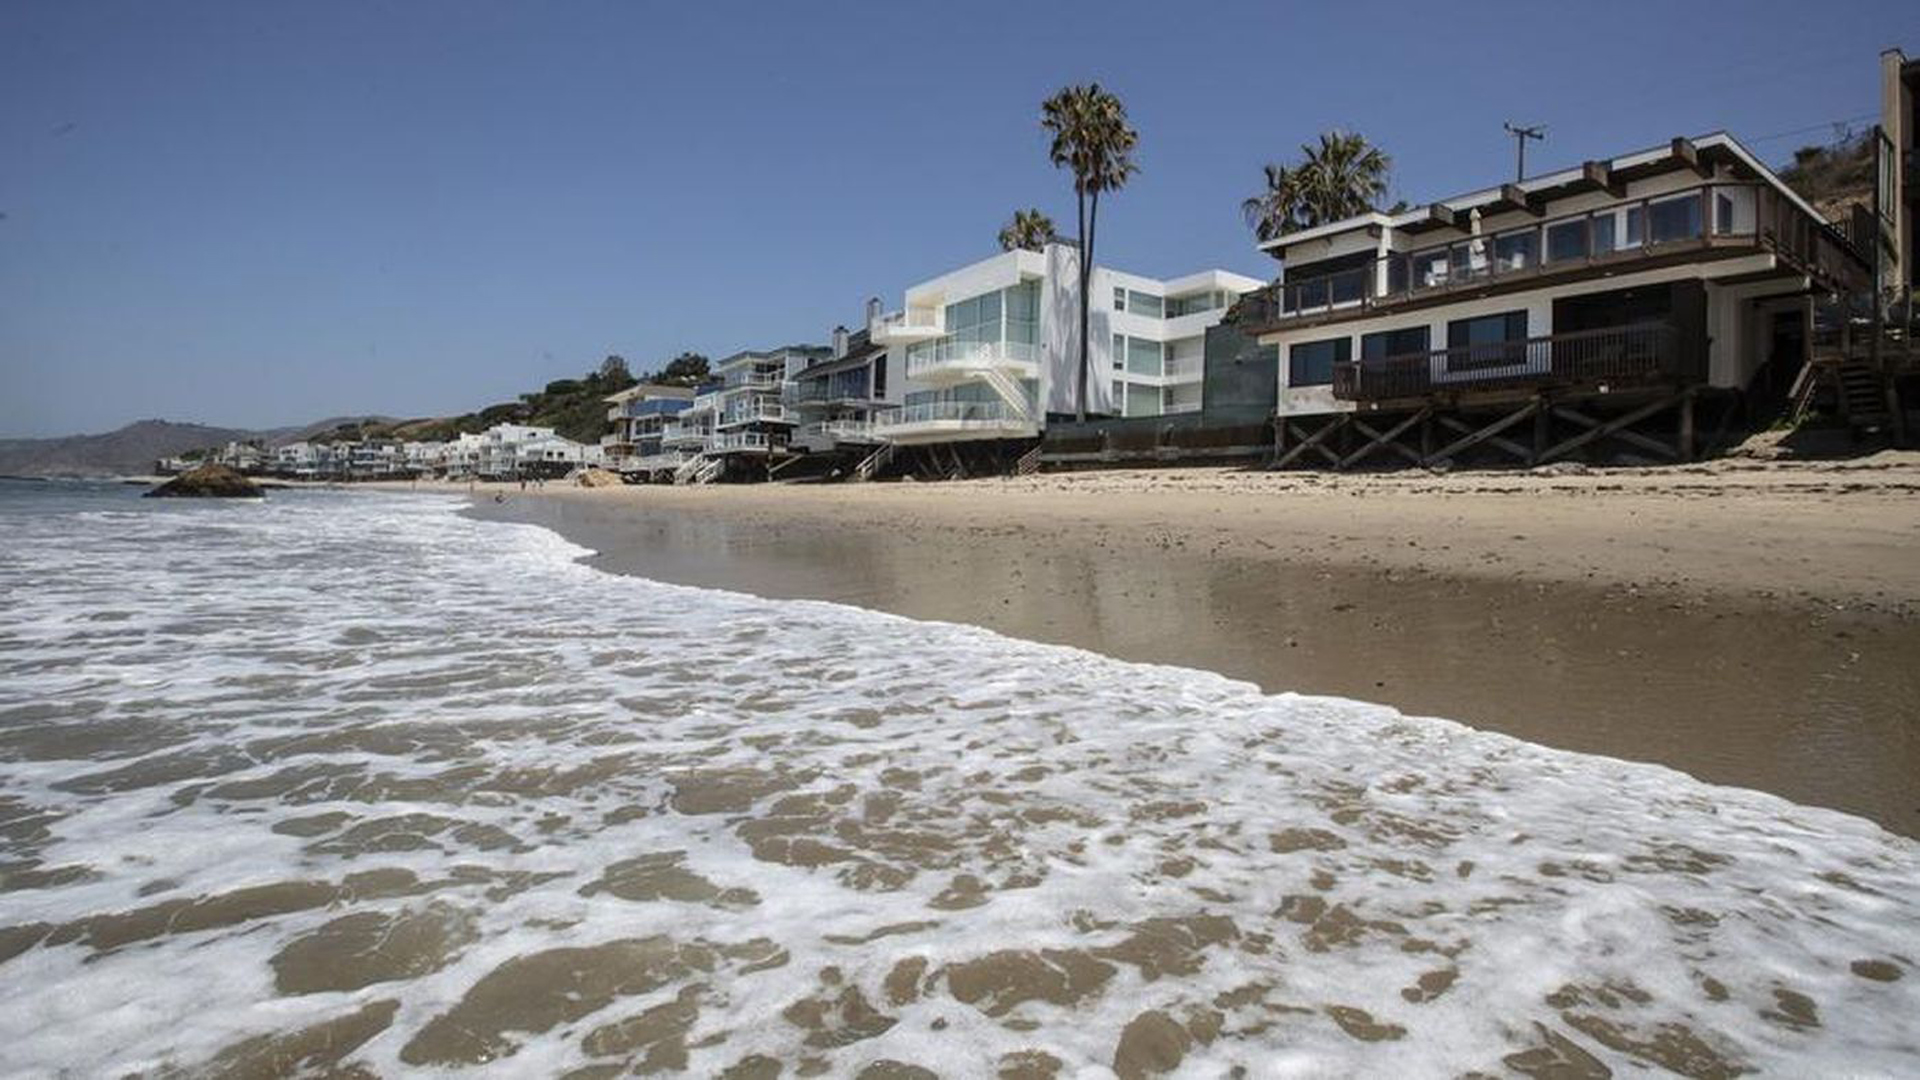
top-left (145, 464), bottom-right (263, 499)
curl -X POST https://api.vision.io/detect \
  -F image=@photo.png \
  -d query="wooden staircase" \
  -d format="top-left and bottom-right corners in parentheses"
top-left (852, 442), bottom-right (894, 482)
top-left (1834, 359), bottom-right (1890, 426)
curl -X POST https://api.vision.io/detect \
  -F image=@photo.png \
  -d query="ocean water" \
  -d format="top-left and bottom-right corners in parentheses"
top-left (0, 479), bottom-right (1915, 1078)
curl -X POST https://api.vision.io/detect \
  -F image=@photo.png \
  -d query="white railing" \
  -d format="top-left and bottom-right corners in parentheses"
top-left (800, 419), bottom-right (880, 443)
top-left (904, 339), bottom-right (1040, 379)
top-left (629, 451), bottom-right (692, 471)
top-left (874, 309), bottom-right (945, 339)
top-left (721, 373), bottom-right (782, 392)
top-left (708, 431), bottom-right (772, 453)
top-left (661, 425), bottom-right (709, 446)
top-left (872, 400), bottom-right (1031, 432)
top-left (1164, 357), bottom-right (1205, 380)
top-left (1163, 400), bottom-right (1202, 415)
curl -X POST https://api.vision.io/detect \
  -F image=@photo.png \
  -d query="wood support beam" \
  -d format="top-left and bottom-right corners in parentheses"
top-left (1428, 402), bottom-right (1539, 466)
top-left (1670, 136), bottom-right (1710, 179)
top-left (1550, 404), bottom-right (1677, 460)
top-left (1339, 408), bottom-right (1430, 469)
top-left (1539, 391), bottom-right (1686, 463)
top-left (1501, 183), bottom-right (1545, 217)
top-left (1426, 203), bottom-right (1462, 231)
top-left (1582, 160), bottom-right (1626, 198)
top-left (1272, 417), bottom-right (1345, 470)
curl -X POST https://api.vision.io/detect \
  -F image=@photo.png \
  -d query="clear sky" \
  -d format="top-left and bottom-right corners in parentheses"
top-left (2, 1), bottom-right (1915, 437)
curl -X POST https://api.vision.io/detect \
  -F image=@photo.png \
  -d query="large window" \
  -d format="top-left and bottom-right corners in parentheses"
top-left (1125, 289), bottom-right (1164, 318)
top-left (1361, 326), bottom-right (1431, 363)
top-left (1288, 337), bottom-right (1350, 387)
top-left (1166, 290), bottom-right (1228, 317)
top-left (1647, 194), bottom-right (1703, 243)
top-left (1546, 218), bottom-right (1588, 263)
top-left (1446, 311), bottom-right (1528, 370)
top-left (1006, 279), bottom-right (1039, 346)
top-left (1492, 229), bottom-right (1538, 271)
top-left (1127, 336), bottom-right (1162, 376)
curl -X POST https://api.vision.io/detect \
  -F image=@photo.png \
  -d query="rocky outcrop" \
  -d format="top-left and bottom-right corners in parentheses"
top-left (145, 463), bottom-right (263, 498)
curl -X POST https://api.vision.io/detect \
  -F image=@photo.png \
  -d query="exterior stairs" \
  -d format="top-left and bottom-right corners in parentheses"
top-left (853, 442), bottom-right (895, 482)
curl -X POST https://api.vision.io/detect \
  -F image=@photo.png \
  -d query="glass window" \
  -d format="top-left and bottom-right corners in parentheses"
top-left (1113, 287), bottom-right (1126, 311)
top-left (1288, 337), bottom-right (1350, 387)
top-left (1493, 229), bottom-right (1538, 270)
top-left (1005, 281), bottom-right (1039, 345)
top-left (1360, 326), bottom-right (1431, 363)
top-left (1112, 333), bottom-right (1125, 370)
top-left (1648, 195), bottom-right (1702, 243)
top-left (1126, 382), bottom-right (1160, 417)
top-left (1714, 192), bottom-right (1735, 235)
top-left (1127, 336), bottom-right (1162, 376)
top-left (1593, 214), bottom-right (1618, 254)
top-left (1546, 219), bottom-right (1588, 262)
top-left (1447, 311), bottom-right (1528, 357)
top-left (1625, 206), bottom-right (1644, 247)
top-left (1127, 290), bottom-right (1164, 318)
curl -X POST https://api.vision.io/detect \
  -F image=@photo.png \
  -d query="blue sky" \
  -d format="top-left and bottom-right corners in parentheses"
top-left (2, 1), bottom-right (1914, 437)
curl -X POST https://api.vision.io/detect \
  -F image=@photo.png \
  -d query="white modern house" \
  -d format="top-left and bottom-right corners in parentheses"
top-left (867, 242), bottom-right (1261, 460)
top-left (1236, 133), bottom-right (1867, 468)
top-left (465, 424), bottom-right (593, 479)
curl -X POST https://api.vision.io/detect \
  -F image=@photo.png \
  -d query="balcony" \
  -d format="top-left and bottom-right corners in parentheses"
top-left (871, 400), bottom-right (1038, 443)
top-left (661, 424), bottom-right (711, 447)
top-left (1332, 322), bottom-right (1680, 402)
top-left (715, 399), bottom-right (789, 429)
top-left (904, 339), bottom-right (1040, 383)
top-left (871, 308), bottom-right (946, 344)
top-left (707, 431), bottom-right (774, 454)
top-left (1239, 182), bottom-right (1850, 333)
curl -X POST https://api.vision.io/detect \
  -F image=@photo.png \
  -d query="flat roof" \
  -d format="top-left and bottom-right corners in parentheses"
top-left (1258, 132), bottom-right (1822, 256)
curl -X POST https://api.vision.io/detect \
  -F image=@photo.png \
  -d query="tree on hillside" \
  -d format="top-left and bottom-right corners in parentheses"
top-left (998, 208), bottom-right (1057, 252)
top-left (1041, 83), bottom-right (1137, 422)
top-left (657, 352), bottom-right (710, 387)
top-left (1243, 130), bottom-right (1391, 246)
top-left (600, 355), bottom-right (632, 383)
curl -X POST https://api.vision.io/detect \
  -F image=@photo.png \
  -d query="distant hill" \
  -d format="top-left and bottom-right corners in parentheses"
top-left (0, 416), bottom-right (394, 478)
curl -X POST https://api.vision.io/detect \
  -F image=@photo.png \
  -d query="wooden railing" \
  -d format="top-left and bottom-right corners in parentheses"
top-left (1332, 322), bottom-right (1679, 401)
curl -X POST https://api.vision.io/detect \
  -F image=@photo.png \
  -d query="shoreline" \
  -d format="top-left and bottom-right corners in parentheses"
top-left (457, 462), bottom-right (1920, 835)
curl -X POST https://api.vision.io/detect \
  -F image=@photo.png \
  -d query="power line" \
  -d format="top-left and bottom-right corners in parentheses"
top-left (1743, 112), bottom-right (1880, 145)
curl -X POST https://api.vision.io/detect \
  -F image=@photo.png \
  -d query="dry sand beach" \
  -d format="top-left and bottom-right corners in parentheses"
top-left (467, 455), bottom-right (1920, 835)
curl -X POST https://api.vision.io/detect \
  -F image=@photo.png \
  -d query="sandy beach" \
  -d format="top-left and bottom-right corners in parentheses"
top-left (465, 456), bottom-right (1920, 835)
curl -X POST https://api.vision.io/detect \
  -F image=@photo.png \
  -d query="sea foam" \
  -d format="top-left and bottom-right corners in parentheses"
top-left (0, 486), bottom-right (1914, 1077)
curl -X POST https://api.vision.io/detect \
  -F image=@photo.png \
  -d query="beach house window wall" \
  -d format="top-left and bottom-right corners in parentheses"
top-left (908, 280), bottom-right (1041, 366)
top-left (1360, 326), bottom-right (1431, 365)
top-left (1288, 337), bottom-right (1350, 387)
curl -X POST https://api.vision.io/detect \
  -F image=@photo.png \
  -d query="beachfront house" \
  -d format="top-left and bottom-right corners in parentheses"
top-left (1234, 133), bottom-right (1870, 469)
top-left (782, 301), bottom-right (901, 479)
top-left (603, 383), bottom-right (696, 478)
top-left (274, 442), bottom-right (319, 478)
top-left (868, 241), bottom-right (1261, 475)
top-left (690, 346), bottom-right (828, 480)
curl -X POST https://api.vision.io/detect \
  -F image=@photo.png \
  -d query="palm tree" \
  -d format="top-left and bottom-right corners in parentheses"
top-left (997, 208), bottom-right (1057, 252)
top-left (1042, 83), bottom-right (1138, 421)
top-left (1243, 130), bottom-right (1391, 242)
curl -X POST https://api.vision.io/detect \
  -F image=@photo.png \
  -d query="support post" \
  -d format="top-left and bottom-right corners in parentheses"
top-left (1532, 395), bottom-right (1551, 464)
top-left (1677, 390), bottom-right (1696, 461)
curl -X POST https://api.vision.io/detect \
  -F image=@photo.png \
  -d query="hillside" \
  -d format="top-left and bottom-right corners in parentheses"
top-left (1778, 131), bottom-right (1875, 224)
top-left (0, 421), bottom-right (273, 478)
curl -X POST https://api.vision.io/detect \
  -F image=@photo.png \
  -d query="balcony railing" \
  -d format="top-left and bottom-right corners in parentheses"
top-left (715, 399), bottom-right (788, 428)
top-left (1332, 322), bottom-right (1679, 401)
top-left (873, 400), bottom-right (1032, 431)
top-left (904, 339), bottom-right (1040, 380)
top-left (873, 309), bottom-right (945, 341)
top-left (798, 419), bottom-right (882, 443)
top-left (1163, 356), bottom-right (1205, 380)
top-left (785, 378), bottom-right (874, 405)
top-left (708, 431), bottom-right (773, 453)
top-left (1241, 183), bottom-right (1854, 330)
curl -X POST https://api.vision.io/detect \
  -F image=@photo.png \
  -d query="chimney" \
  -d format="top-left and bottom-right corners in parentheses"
top-left (832, 325), bottom-right (849, 358)
top-left (866, 296), bottom-right (883, 326)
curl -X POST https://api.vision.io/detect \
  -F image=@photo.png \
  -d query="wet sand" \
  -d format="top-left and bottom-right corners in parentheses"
top-left (465, 459), bottom-right (1920, 835)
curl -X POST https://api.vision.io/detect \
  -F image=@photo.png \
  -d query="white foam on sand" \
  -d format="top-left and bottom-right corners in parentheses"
top-left (0, 488), bottom-right (1914, 1078)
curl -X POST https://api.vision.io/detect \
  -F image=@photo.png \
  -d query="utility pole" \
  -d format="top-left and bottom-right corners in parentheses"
top-left (1503, 122), bottom-right (1545, 182)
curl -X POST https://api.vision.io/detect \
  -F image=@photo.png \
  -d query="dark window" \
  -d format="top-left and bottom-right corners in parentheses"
top-left (1360, 326), bottom-right (1430, 363)
top-left (1288, 337), bottom-right (1350, 387)
top-left (1492, 229), bottom-right (1538, 270)
top-left (1593, 214), bottom-right (1618, 254)
top-left (874, 356), bottom-right (887, 395)
top-left (1714, 192), bottom-right (1735, 234)
top-left (1647, 195), bottom-right (1702, 242)
top-left (1447, 311), bottom-right (1528, 370)
top-left (1625, 207), bottom-right (1644, 246)
top-left (1546, 219), bottom-right (1588, 262)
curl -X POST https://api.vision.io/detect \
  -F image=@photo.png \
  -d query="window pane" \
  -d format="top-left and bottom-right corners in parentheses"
top-left (1361, 326), bottom-right (1430, 362)
top-left (1288, 337), bottom-right (1349, 387)
top-left (1493, 230), bottom-right (1538, 270)
top-left (1625, 207), bottom-right (1644, 246)
top-left (1546, 219), bottom-right (1588, 262)
top-left (1715, 193), bottom-right (1735, 234)
top-left (1128, 336), bottom-right (1161, 375)
top-left (1648, 195), bottom-right (1701, 242)
top-left (1113, 287), bottom-right (1126, 311)
top-left (1112, 334), bottom-right (1125, 370)
top-left (1593, 215), bottom-right (1617, 254)
top-left (1129, 290), bottom-right (1164, 318)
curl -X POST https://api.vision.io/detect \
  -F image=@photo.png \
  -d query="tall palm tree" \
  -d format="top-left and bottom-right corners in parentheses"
top-left (997, 208), bottom-right (1057, 252)
top-left (1243, 130), bottom-right (1391, 242)
top-left (1042, 83), bottom-right (1137, 421)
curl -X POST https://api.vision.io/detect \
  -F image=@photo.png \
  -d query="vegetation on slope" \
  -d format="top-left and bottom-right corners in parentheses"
top-left (1778, 129), bottom-right (1875, 223)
